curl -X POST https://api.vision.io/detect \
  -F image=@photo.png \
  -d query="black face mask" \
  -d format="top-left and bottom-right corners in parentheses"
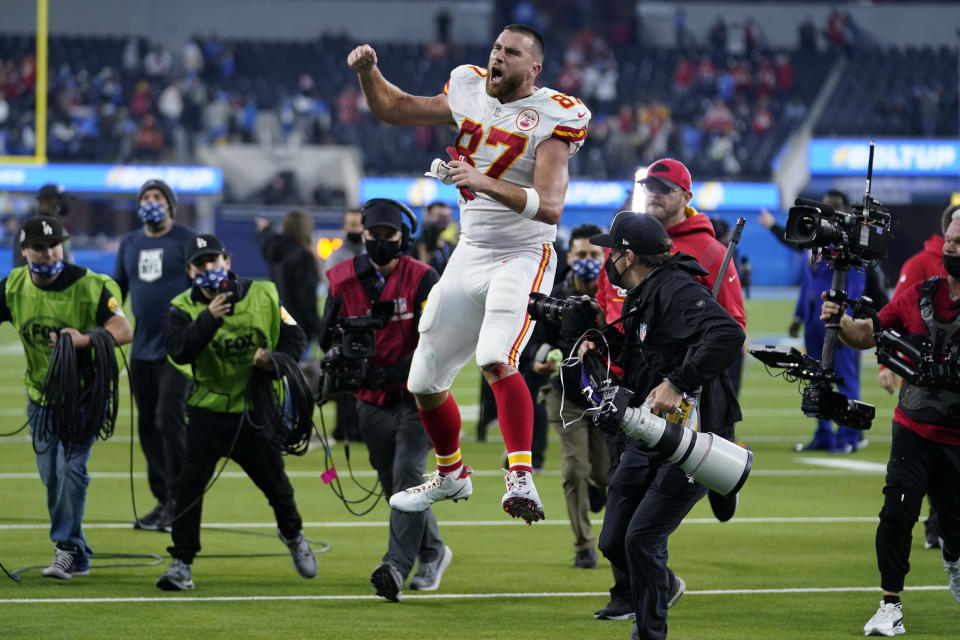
top-left (366, 239), bottom-right (402, 266)
top-left (944, 254), bottom-right (960, 279)
top-left (604, 251), bottom-right (626, 289)
top-left (346, 232), bottom-right (363, 244)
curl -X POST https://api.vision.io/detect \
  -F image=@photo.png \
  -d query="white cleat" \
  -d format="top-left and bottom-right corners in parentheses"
top-left (863, 601), bottom-right (905, 636)
top-left (501, 469), bottom-right (545, 524)
top-left (389, 469), bottom-right (472, 512)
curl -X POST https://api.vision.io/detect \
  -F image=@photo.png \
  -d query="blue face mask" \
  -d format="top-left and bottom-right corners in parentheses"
top-left (138, 201), bottom-right (166, 225)
top-left (194, 266), bottom-right (229, 291)
top-left (29, 260), bottom-right (65, 279)
top-left (572, 257), bottom-right (602, 283)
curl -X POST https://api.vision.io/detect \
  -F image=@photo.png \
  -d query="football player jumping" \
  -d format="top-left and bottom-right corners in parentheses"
top-left (347, 24), bottom-right (589, 523)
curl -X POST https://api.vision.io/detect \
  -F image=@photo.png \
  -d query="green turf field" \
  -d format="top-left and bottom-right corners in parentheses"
top-left (1, 298), bottom-right (957, 639)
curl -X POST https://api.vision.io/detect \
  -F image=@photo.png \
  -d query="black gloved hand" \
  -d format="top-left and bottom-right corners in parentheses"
top-left (361, 365), bottom-right (387, 390)
top-left (592, 385), bottom-right (635, 435)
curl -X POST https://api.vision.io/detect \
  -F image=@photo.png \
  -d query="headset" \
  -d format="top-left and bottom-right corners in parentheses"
top-left (360, 198), bottom-right (419, 253)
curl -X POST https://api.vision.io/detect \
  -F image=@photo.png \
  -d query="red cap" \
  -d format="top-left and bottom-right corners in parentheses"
top-left (641, 158), bottom-right (692, 193)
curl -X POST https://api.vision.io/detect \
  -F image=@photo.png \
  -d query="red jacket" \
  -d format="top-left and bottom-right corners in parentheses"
top-left (326, 255), bottom-right (433, 406)
top-left (878, 277), bottom-right (960, 446)
top-left (892, 235), bottom-right (947, 301)
top-left (596, 207), bottom-right (746, 329)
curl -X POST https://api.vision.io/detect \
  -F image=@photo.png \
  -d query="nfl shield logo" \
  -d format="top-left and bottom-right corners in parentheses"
top-left (637, 323), bottom-right (648, 342)
top-left (138, 248), bottom-right (164, 283)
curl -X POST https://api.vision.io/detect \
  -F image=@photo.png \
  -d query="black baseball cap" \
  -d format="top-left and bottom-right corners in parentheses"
top-left (361, 199), bottom-right (404, 231)
top-left (590, 211), bottom-right (670, 255)
top-left (184, 234), bottom-right (229, 264)
top-left (36, 183), bottom-right (66, 201)
top-left (19, 215), bottom-right (69, 245)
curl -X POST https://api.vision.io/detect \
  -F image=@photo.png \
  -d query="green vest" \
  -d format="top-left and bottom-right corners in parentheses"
top-left (170, 280), bottom-right (281, 413)
top-left (5, 266), bottom-right (122, 403)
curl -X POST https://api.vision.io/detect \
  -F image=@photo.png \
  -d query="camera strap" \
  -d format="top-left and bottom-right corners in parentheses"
top-left (355, 255), bottom-right (386, 303)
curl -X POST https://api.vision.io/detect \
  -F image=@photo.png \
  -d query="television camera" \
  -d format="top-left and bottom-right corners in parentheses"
top-left (750, 141), bottom-right (893, 430)
top-left (316, 296), bottom-right (394, 402)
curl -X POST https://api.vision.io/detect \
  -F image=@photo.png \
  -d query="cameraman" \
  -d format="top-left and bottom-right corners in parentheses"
top-left (324, 199), bottom-right (449, 602)
top-left (820, 216), bottom-right (960, 637)
top-left (530, 223), bottom-right (609, 569)
top-left (584, 212), bottom-right (744, 640)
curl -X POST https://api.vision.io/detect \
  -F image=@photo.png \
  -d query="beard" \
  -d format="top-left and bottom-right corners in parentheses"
top-left (485, 71), bottom-right (524, 100)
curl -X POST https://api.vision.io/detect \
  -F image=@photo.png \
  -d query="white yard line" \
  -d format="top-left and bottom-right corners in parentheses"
top-left (0, 516), bottom-right (879, 531)
top-left (0, 584), bottom-right (946, 605)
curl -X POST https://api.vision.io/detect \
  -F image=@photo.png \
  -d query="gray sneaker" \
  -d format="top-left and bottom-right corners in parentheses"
top-left (574, 547), bottom-right (597, 569)
top-left (156, 558), bottom-right (195, 591)
top-left (370, 562), bottom-right (403, 602)
top-left (279, 530), bottom-right (317, 579)
top-left (409, 545), bottom-right (453, 591)
top-left (945, 551), bottom-right (960, 605)
top-left (667, 574), bottom-right (686, 609)
top-left (41, 546), bottom-right (75, 580)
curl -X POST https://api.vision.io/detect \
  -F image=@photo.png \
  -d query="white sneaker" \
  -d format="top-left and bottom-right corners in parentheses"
top-left (864, 601), bottom-right (905, 636)
top-left (945, 551), bottom-right (960, 604)
top-left (501, 470), bottom-right (545, 524)
top-left (389, 469), bottom-right (472, 513)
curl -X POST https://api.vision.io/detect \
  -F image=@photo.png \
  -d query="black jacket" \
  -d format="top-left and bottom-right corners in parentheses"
top-left (605, 252), bottom-right (745, 432)
top-left (166, 275), bottom-right (307, 428)
top-left (257, 228), bottom-right (321, 341)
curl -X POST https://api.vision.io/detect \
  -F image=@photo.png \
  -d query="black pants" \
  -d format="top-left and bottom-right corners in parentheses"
top-left (599, 445), bottom-right (708, 640)
top-left (130, 358), bottom-right (190, 504)
top-left (356, 398), bottom-right (444, 578)
top-left (168, 419), bottom-right (303, 563)
top-left (877, 421), bottom-right (960, 593)
top-left (604, 430), bottom-right (631, 606)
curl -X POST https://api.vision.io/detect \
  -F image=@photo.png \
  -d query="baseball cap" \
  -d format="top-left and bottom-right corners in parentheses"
top-left (639, 158), bottom-right (692, 193)
top-left (19, 215), bottom-right (69, 245)
top-left (361, 199), bottom-right (404, 231)
top-left (590, 211), bottom-right (670, 255)
top-left (36, 183), bottom-right (66, 201)
top-left (184, 234), bottom-right (229, 265)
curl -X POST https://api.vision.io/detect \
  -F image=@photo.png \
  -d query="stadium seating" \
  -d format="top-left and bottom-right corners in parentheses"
top-left (1, 32), bottom-right (955, 182)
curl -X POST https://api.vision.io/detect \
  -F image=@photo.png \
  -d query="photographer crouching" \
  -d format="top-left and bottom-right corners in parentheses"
top-left (580, 212), bottom-right (746, 640)
top-left (323, 198), bottom-right (450, 602)
top-left (820, 216), bottom-right (960, 637)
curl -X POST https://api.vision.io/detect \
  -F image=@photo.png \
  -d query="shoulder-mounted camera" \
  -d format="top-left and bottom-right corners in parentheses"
top-left (317, 297), bottom-right (394, 400)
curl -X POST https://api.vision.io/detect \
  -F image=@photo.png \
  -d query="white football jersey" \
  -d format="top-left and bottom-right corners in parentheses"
top-left (443, 65), bottom-right (590, 247)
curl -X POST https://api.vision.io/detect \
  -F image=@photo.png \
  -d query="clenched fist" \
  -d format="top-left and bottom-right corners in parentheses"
top-left (347, 45), bottom-right (378, 73)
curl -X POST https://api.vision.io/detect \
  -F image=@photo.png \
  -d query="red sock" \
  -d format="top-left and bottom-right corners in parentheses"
top-left (490, 373), bottom-right (533, 474)
top-left (417, 394), bottom-right (463, 476)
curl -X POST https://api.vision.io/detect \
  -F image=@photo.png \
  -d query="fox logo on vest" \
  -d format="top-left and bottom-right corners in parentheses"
top-left (211, 328), bottom-right (268, 361)
top-left (20, 316), bottom-right (65, 348)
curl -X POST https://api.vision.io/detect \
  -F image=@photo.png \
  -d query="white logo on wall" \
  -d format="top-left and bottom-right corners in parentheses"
top-left (196, 238), bottom-right (207, 248)
top-left (42, 221), bottom-right (53, 235)
top-left (138, 248), bottom-right (164, 283)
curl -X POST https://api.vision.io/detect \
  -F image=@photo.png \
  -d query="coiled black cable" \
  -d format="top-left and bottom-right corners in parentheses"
top-left (33, 328), bottom-right (120, 459)
top-left (243, 351), bottom-right (315, 455)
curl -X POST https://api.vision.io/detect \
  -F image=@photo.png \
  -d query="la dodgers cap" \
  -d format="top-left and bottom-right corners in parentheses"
top-left (19, 215), bottom-right (69, 244)
top-left (184, 234), bottom-right (229, 264)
